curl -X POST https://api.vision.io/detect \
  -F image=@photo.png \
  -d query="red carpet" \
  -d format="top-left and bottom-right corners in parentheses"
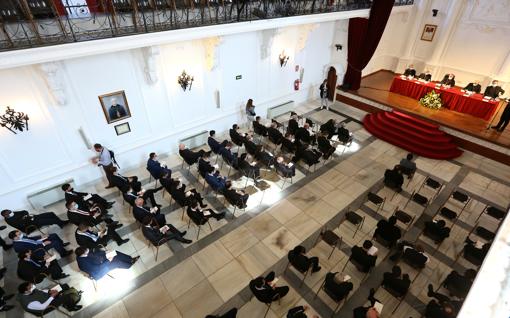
top-left (363, 110), bottom-right (463, 159)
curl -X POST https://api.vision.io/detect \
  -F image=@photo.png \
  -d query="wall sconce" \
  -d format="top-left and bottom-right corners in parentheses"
top-left (0, 106), bottom-right (29, 134)
top-left (279, 51), bottom-right (290, 67)
top-left (432, 9), bottom-right (438, 17)
top-left (177, 70), bottom-right (194, 91)
top-left (335, 44), bottom-right (343, 51)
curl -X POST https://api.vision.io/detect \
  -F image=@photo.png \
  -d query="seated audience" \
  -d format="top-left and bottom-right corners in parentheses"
top-left (350, 240), bottom-right (377, 273)
top-left (141, 216), bottom-right (192, 245)
top-left (179, 143), bottom-right (209, 165)
top-left (463, 237), bottom-right (491, 265)
top-left (205, 171), bottom-right (228, 193)
top-left (75, 223), bottom-right (128, 249)
top-left (281, 133), bottom-right (297, 153)
top-left (62, 183), bottom-right (113, 211)
top-left (384, 165), bottom-right (404, 191)
top-left (238, 153), bottom-right (261, 179)
top-left (463, 81), bottom-right (481, 94)
top-left (253, 116), bottom-right (268, 136)
top-left (66, 200), bottom-right (120, 228)
top-left (381, 265), bottom-right (410, 297)
top-left (424, 219), bottom-right (450, 243)
top-left (295, 122), bottom-right (315, 145)
top-left (9, 230), bottom-right (72, 258)
top-left (2, 209), bottom-right (68, 231)
top-left (373, 216), bottom-right (401, 247)
top-left (229, 124), bottom-right (247, 146)
top-left (399, 153), bottom-right (416, 176)
top-left (275, 157), bottom-right (296, 178)
top-left (353, 288), bottom-right (381, 318)
top-left (224, 181), bottom-right (249, 208)
top-left (390, 242), bottom-right (429, 268)
top-left (218, 142), bottom-right (239, 168)
top-left (254, 147), bottom-right (276, 168)
top-left (268, 122), bottom-right (284, 145)
top-left (418, 70), bottom-right (432, 82)
top-left (324, 272), bottom-right (354, 302)
top-left (187, 200), bottom-right (225, 221)
top-left (320, 119), bottom-right (339, 139)
top-left (17, 282), bottom-right (82, 313)
top-left (18, 249), bottom-right (69, 281)
top-left (250, 271), bottom-right (289, 303)
top-left (425, 284), bottom-right (461, 318)
top-left (403, 64), bottom-right (416, 77)
top-left (165, 177), bottom-right (207, 207)
top-left (198, 152), bottom-right (217, 177)
top-left (287, 305), bottom-right (318, 318)
top-left (337, 122), bottom-right (353, 144)
top-left (75, 246), bottom-right (138, 280)
top-left (287, 113), bottom-right (300, 136)
top-left (122, 184), bottom-right (162, 208)
top-left (440, 74), bottom-right (456, 87)
top-left (288, 245), bottom-right (321, 273)
top-left (443, 269), bottom-right (476, 299)
top-left (110, 168), bottom-right (140, 193)
top-left (483, 80), bottom-right (505, 98)
top-left (133, 198), bottom-right (166, 226)
top-left (146, 152), bottom-right (171, 179)
top-left (293, 143), bottom-right (321, 166)
top-left (244, 134), bottom-right (261, 156)
top-left (317, 132), bottom-right (335, 159)
top-left (208, 130), bottom-right (228, 153)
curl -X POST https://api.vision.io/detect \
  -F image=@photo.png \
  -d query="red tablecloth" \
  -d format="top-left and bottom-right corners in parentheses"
top-left (389, 76), bottom-right (499, 120)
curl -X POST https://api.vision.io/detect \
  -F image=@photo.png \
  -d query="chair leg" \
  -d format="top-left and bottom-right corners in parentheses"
top-left (263, 303), bottom-right (271, 318)
top-left (155, 246), bottom-right (159, 262)
top-left (341, 259), bottom-right (349, 272)
top-left (207, 220), bottom-right (213, 231)
top-left (197, 225), bottom-right (201, 240)
top-left (392, 296), bottom-right (405, 314)
top-left (314, 279), bottom-right (326, 299)
top-left (181, 206), bottom-right (186, 220)
top-left (300, 269), bottom-right (309, 288)
top-left (328, 243), bottom-right (336, 260)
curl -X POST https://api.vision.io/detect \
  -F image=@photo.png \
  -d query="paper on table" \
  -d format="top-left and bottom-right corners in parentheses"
top-left (373, 301), bottom-right (384, 313)
top-left (159, 225), bottom-right (170, 233)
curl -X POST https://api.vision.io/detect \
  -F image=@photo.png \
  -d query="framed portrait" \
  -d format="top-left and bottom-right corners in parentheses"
top-left (114, 122), bottom-right (131, 136)
top-left (99, 90), bottom-right (131, 124)
top-left (421, 24), bottom-right (437, 42)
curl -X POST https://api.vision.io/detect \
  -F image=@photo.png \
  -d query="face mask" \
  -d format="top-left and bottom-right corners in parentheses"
top-left (19, 233), bottom-right (23, 239)
top-left (8, 212), bottom-right (13, 218)
top-left (29, 285), bottom-right (36, 293)
top-left (74, 203), bottom-right (79, 209)
top-left (154, 156), bottom-right (158, 161)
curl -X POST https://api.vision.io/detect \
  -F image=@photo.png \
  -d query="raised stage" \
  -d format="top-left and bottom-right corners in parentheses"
top-left (336, 70), bottom-right (510, 164)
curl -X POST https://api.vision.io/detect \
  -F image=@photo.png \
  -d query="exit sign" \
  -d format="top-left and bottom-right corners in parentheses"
top-left (235, 75), bottom-right (242, 80)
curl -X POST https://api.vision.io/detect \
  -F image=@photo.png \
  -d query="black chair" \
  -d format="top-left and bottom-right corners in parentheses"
top-left (314, 228), bottom-right (342, 260)
top-left (416, 176), bottom-right (443, 201)
top-left (224, 194), bottom-right (247, 218)
top-left (393, 207), bottom-right (415, 231)
top-left (187, 210), bottom-right (212, 240)
top-left (180, 154), bottom-right (196, 176)
top-left (403, 191), bottom-right (428, 210)
top-left (475, 226), bottom-right (495, 241)
top-left (476, 205), bottom-right (505, 223)
top-left (367, 192), bottom-right (385, 214)
top-left (448, 190), bottom-right (471, 218)
top-left (285, 252), bottom-right (312, 288)
top-left (341, 211), bottom-right (365, 238)
top-left (439, 206), bottom-right (457, 221)
top-left (220, 152), bottom-right (236, 177)
top-left (314, 275), bottom-right (350, 317)
top-left (146, 167), bottom-right (160, 189)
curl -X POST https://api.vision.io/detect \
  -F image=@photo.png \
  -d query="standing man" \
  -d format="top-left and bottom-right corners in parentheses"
top-left (320, 79), bottom-right (329, 110)
top-left (92, 143), bottom-right (115, 189)
top-left (491, 99), bottom-right (510, 132)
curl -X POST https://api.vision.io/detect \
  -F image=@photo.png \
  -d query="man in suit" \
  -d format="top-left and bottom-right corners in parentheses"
top-left (223, 181), bottom-right (249, 208)
top-left (337, 122), bottom-right (352, 144)
top-left (166, 177), bottom-right (207, 208)
top-left (75, 246), bottom-right (138, 280)
top-left (250, 271), bottom-right (289, 303)
top-left (17, 249), bottom-right (69, 281)
top-left (208, 130), bottom-right (228, 153)
top-left (403, 65), bottom-right (416, 78)
top-left (146, 152), bottom-right (171, 180)
top-left (2, 209), bottom-right (68, 231)
top-left (484, 80), bottom-right (505, 99)
top-left (320, 119), bottom-right (339, 139)
top-left (324, 272), bottom-right (354, 302)
top-left (229, 124), bottom-right (247, 146)
top-left (381, 266), bottom-right (410, 297)
top-left (491, 100), bottom-right (510, 132)
top-left (179, 144), bottom-right (209, 165)
top-left (133, 198), bottom-right (166, 226)
top-left (350, 240), bottom-right (377, 273)
top-left (187, 200), bottom-right (225, 222)
top-left (440, 74), bottom-right (456, 87)
top-left (18, 282), bottom-right (82, 313)
top-left (9, 230), bottom-right (72, 258)
top-left (443, 269), bottom-right (476, 299)
top-left (244, 135), bottom-right (261, 157)
top-left (205, 171), bottom-right (227, 192)
top-left (275, 157), bottom-right (296, 178)
top-left (123, 184), bottom-right (162, 208)
top-left (463, 237), bottom-right (490, 266)
top-left (288, 245), bottom-right (321, 273)
top-left (418, 70), bottom-right (432, 82)
top-left (293, 143), bottom-right (321, 166)
top-left (66, 200), bottom-right (120, 227)
top-left (384, 165), bottom-right (404, 191)
top-left (373, 216), bottom-right (401, 247)
top-left (295, 122), bottom-right (314, 145)
top-left (317, 132), bottom-right (335, 159)
top-left (287, 113), bottom-right (300, 136)
top-left (463, 81), bottom-right (481, 94)
top-left (198, 152), bottom-right (217, 177)
top-left (61, 183), bottom-right (113, 211)
top-left (425, 284), bottom-right (461, 318)
top-left (107, 98), bottom-right (127, 120)
top-left (218, 142), bottom-right (239, 168)
top-left (75, 223), bottom-right (128, 249)
top-left (268, 122), bottom-right (284, 145)
top-left (141, 216), bottom-right (192, 245)
top-left (253, 116), bottom-right (268, 137)
top-left (399, 153), bottom-right (416, 176)
top-left (238, 153), bottom-right (261, 179)
top-left (390, 241), bottom-right (429, 267)
top-left (424, 220), bottom-right (450, 243)
top-left (110, 168), bottom-right (138, 193)
top-left (281, 133), bottom-right (297, 153)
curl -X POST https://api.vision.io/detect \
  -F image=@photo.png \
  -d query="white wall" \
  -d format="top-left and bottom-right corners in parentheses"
top-left (0, 20), bottom-right (339, 209)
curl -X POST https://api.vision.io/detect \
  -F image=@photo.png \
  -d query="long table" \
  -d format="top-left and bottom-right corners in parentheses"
top-left (389, 76), bottom-right (499, 120)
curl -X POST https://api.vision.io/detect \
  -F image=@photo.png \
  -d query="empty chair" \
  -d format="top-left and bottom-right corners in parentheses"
top-left (393, 207), bottom-right (415, 231)
top-left (367, 192), bottom-right (385, 214)
top-left (417, 176), bottom-right (443, 201)
top-left (342, 211), bottom-right (365, 238)
top-left (404, 191), bottom-right (429, 210)
top-left (447, 190), bottom-right (471, 218)
top-left (438, 206), bottom-right (457, 222)
top-left (314, 228), bottom-right (342, 260)
top-left (474, 225), bottom-right (495, 241)
top-left (476, 205), bottom-right (505, 223)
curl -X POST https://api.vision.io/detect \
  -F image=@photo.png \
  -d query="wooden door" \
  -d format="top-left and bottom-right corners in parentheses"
top-left (327, 67), bottom-right (337, 101)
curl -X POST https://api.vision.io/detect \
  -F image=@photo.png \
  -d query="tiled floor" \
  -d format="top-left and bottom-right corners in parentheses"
top-left (2, 99), bottom-right (510, 318)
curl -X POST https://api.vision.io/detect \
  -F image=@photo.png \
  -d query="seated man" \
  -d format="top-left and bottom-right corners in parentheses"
top-left (111, 168), bottom-right (139, 193)
top-left (18, 249), bottom-right (69, 281)
top-left (293, 143), bottom-right (321, 166)
top-left (208, 130), bottom-right (228, 153)
top-left (254, 147), bottom-right (276, 168)
top-left (275, 157), bottom-right (296, 178)
top-left (337, 122), bottom-right (352, 144)
top-left (384, 165), bottom-right (404, 191)
top-left (122, 184), bottom-right (162, 208)
top-left (229, 124), bottom-right (247, 146)
top-left (418, 70), bottom-right (432, 82)
top-left (288, 245), bottom-right (321, 273)
top-left (424, 220), bottom-right (450, 243)
top-left (463, 81), bottom-right (481, 94)
top-left (66, 200), bottom-right (121, 228)
top-left (179, 143), bottom-right (209, 165)
top-left (324, 272), bottom-right (354, 302)
top-left (320, 119), bottom-right (338, 139)
top-left (9, 230), bottom-right (72, 258)
top-left (244, 135), bottom-right (261, 157)
top-left (146, 152), bottom-right (171, 179)
top-left (75, 223), bottom-right (128, 249)
top-left (75, 246), bottom-right (138, 280)
top-left (403, 64), bottom-right (416, 78)
top-left (287, 305), bottom-right (318, 318)
top-left (224, 181), bottom-right (249, 208)
top-left (198, 152), bottom-right (217, 177)
top-left (2, 209), bottom-right (68, 232)
top-left (463, 237), bottom-right (491, 266)
top-left (205, 171), bottom-right (228, 193)
top-left (350, 240), bottom-right (377, 273)
top-left (218, 142), bottom-right (239, 168)
top-left (425, 284), bottom-right (461, 318)
top-left (295, 122), bottom-right (315, 145)
top-left (390, 242), bottom-right (429, 268)
top-left (373, 216), bottom-right (401, 247)
top-left (141, 216), bottom-right (192, 244)
top-left (253, 116), bottom-right (268, 136)
top-left (238, 153), bottom-right (261, 179)
top-left (62, 183), bottom-right (113, 211)
top-left (187, 200), bottom-right (225, 221)
top-left (287, 113), bottom-right (299, 136)
top-left (381, 265), bottom-right (410, 297)
top-left (440, 74), bottom-right (456, 87)
top-left (167, 177), bottom-right (207, 207)
top-left (250, 271), bottom-right (289, 303)
top-left (268, 122), bottom-right (284, 145)
top-left (18, 282), bottom-right (82, 313)
top-left (443, 269), bottom-right (476, 299)
top-left (281, 133), bottom-right (297, 153)
top-left (483, 80), bottom-right (505, 99)
top-left (399, 153), bottom-right (416, 176)
top-left (317, 132), bottom-right (335, 159)
top-left (133, 198), bottom-right (166, 226)
top-left (353, 288), bottom-right (381, 318)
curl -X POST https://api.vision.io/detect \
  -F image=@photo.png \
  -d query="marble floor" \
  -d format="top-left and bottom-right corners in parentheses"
top-left (1, 99), bottom-right (509, 318)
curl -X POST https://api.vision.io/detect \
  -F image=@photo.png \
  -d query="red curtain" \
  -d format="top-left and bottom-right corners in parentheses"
top-left (342, 0), bottom-right (395, 90)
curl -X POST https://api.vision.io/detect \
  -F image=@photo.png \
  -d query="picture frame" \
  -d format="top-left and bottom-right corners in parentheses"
top-left (114, 122), bottom-right (131, 136)
top-left (421, 24), bottom-right (437, 42)
top-left (99, 90), bottom-right (131, 124)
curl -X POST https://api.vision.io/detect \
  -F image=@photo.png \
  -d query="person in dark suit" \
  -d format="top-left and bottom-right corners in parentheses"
top-left (146, 153), bottom-right (171, 179)
top-left (205, 171), bottom-right (227, 193)
top-left (208, 130), bottom-right (228, 153)
top-left (491, 100), bottom-right (510, 132)
top-left (132, 198), bottom-right (166, 226)
top-left (418, 70), bottom-right (432, 82)
top-left (141, 216), bottom-right (192, 245)
top-left (238, 153), bottom-right (261, 179)
top-left (295, 122), bottom-right (315, 145)
top-left (384, 165), bottom-right (404, 191)
top-left (320, 119), bottom-right (339, 139)
top-left (399, 153), bottom-right (416, 175)
top-left (317, 132), bottom-right (335, 159)
top-left (110, 168), bottom-right (137, 193)
top-left (440, 74), bottom-right (455, 87)
top-left (61, 184), bottom-right (113, 211)
top-left (337, 122), bottom-right (352, 144)
top-left (293, 143), bottom-right (321, 166)
top-left (324, 272), bottom-right (354, 302)
top-left (179, 144), bottom-right (209, 165)
top-left (9, 230), bottom-right (72, 258)
top-left (66, 201), bottom-right (120, 228)
top-left (425, 284), bottom-right (460, 318)
top-left (123, 184), bottom-right (162, 208)
top-left (244, 135), bottom-right (261, 157)
top-left (390, 241), bottom-right (429, 267)
top-left (253, 116), bottom-right (268, 137)
top-left (224, 181), bottom-right (249, 208)
top-left (281, 133), bottom-right (297, 153)
top-left (75, 246), bottom-right (138, 280)
top-left (403, 65), bottom-right (416, 78)
top-left (463, 81), bottom-right (481, 94)
top-left (288, 245), bottom-right (321, 273)
top-left (249, 271), bottom-right (289, 303)
top-left (75, 223), bottom-right (128, 249)
top-left (381, 266), bottom-right (410, 297)
top-left (17, 249), bottom-right (69, 281)
top-left (463, 237), bottom-right (490, 265)
top-left (268, 122), bottom-right (284, 145)
top-left (229, 124), bottom-right (247, 146)
top-left (1, 209), bottom-right (68, 232)
top-left (275, 157), bottom-right (296, 178)
top-left (373, 216), bottom-right (401, 247)
top-left (107, 98), bottom-right (127, 120)
top-left (287, 113), bottom-right (300, 136)
top-left (353, 288), bottom-right (382, 318)
top-left (443, 269), bottom-right (476, 299)
top-left (199, 152), bottom-right (217, 177)
top-left (187, 200), bottom-right (225, 222)
top-left (350, 240), bottom-right (377, 273)
top-left (424, 220), bottom-right (450, 243)
top-left (218, 142), bottom-right (239, 168)
top-left (484, 80), bottom-right (505, 98)
top-left (287, 305), bottom-right (317, 318)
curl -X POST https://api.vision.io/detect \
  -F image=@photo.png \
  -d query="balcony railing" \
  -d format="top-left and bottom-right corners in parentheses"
top-left (0, 0), bottom-right (413, 52)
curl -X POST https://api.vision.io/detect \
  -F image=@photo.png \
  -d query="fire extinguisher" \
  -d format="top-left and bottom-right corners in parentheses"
top-left (294, 79), bottom-right (300, 91)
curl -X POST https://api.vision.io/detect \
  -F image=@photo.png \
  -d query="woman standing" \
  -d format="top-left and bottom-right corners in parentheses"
top-left (246, 99), bottom-right (256, 123)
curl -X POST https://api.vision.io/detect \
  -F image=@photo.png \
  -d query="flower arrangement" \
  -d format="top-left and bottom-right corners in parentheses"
top-left (419, 90), bottom-right (442, 110)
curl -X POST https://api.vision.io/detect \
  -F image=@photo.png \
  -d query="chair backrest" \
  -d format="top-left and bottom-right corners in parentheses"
top-left (412, 193), bottom-right (428, 206)
top-left (368, 192), bottom-right (384, 205)
top-left (425, 177), bottom-right (441, 189)
top-left (394, 210), bottom-right (412, 224)
top-left (439, 207), bottom-right (457, 220)
top-left (146, 167), bottom-right (159, 180)
top-left (452, 190), bottom-right (469, 203)
top-left (486, 206), bottom-right (505, 220)
top-left (346, 211), bottom-right (362, 225)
